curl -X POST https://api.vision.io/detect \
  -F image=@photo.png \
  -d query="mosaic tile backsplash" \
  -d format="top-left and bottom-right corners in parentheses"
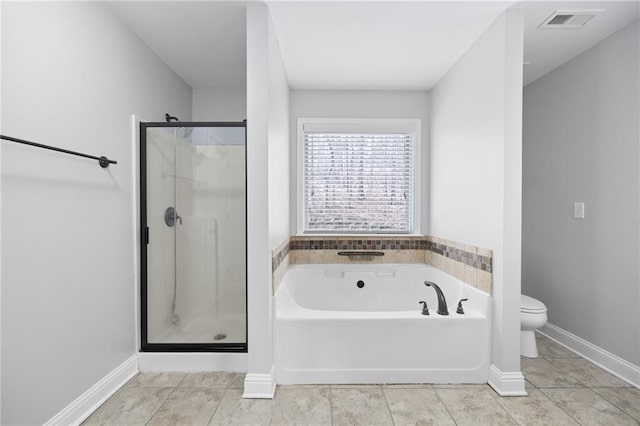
top-left (425, 239), bottom-right (492, 273)
top-left (271, 235), bottom-right (493, 294)
top-left (272, 240), bottom-right (290, 273)
top-left (271, 238), bottom-right (290, 293)
top-left (289, 238), bottom-right (428, 251)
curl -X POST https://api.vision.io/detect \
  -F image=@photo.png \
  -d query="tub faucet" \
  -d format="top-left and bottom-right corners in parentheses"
top-left (425, 281), bottom-right (449, 315)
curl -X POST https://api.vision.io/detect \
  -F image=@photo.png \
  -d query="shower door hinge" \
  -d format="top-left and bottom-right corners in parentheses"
top-left (145, 226), bottom-right (150, 245)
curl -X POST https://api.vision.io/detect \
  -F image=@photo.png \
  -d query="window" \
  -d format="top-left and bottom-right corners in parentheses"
top-left (299, 119), bottom-right (420, 234)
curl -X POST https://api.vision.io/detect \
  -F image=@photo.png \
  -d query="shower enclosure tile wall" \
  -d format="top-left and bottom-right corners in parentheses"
top-left (143, 124), bottom-right (246, 351)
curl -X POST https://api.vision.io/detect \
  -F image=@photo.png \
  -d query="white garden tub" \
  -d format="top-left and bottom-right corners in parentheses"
top-left (275, 264), bottom-right (491, 384)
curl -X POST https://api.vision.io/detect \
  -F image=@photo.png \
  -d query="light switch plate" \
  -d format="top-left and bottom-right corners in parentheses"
top-left (573, 202), bottom-right (585, 219)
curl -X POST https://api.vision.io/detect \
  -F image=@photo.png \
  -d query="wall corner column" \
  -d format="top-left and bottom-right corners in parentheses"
top-left (244, 3), bottom-right (276, 399)
top-left (489, 6), bottom-right (526, 397)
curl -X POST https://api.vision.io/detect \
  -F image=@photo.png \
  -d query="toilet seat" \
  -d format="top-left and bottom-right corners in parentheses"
top-left (521, 294), bottom-right (547, 314)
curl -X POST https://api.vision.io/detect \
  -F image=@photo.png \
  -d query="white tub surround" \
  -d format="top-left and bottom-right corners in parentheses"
top-left (275, 264), bottom-right (491, 384)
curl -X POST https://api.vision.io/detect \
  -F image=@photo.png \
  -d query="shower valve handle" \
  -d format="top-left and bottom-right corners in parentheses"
top-left (164, 207), bottom-right (183, 227)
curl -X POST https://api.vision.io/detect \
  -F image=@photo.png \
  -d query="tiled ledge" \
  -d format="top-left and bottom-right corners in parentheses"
top-left (290, 237), bottom-right (428, 251)
top-left (271, 235), bottom-right (493, 294)
top-left (290, 249), bottom-right (425, 265)
top-left (272, 238), bottom-right (290, 273)
top-left (425, 236), bottom-right (493, 294)
top-left (425, 237), bottom-right (492, 273)
top-left (271, 238), bottom-right (290, 293)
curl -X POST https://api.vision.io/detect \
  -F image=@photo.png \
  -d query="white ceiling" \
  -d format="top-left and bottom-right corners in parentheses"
top-left (268, 1), bottom-right (512, 90)
top-left (108, 1), bottom-right (247, 89)
top-left (523, 1), bottom-right (639, 85)
top-left (108, 1), bottom-right (639, 91)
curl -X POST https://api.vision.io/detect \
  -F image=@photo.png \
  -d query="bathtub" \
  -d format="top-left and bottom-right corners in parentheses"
top-left (275, 264), bottom-right (491, 384)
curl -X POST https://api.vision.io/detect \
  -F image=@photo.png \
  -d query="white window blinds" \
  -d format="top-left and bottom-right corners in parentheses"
top-left (303, 131), bottom-right (414, 233)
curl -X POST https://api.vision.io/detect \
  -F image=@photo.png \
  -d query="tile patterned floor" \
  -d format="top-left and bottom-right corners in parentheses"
top-left (83, 333), bottom-right (640, 425)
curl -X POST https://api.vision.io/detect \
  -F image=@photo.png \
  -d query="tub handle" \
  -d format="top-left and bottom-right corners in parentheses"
top-left (456, 298), bottom-right (469, 314)
top-left (419, 301), bottom-right (429, 316)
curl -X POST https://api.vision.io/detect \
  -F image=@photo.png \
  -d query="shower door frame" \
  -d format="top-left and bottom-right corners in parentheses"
top-left (140, 121), bottom-right (248, 352)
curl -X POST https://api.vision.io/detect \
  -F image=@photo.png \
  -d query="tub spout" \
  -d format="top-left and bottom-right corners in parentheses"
top-left (425, 281), bottom-right (449, 315)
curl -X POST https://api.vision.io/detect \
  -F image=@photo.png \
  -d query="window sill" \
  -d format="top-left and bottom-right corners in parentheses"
top-left (295, 233), bottom-right (425, 238)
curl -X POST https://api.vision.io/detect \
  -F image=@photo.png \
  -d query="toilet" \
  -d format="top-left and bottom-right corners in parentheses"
top-left (520, 294), bottom-right (548, 358)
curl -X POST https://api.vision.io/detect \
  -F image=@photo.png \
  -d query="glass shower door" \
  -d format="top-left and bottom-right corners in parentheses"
top-left (141, 122), bottom-right (246, 351)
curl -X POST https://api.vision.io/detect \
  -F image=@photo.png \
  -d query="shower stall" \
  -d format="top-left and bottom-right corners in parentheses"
top-left (140, 121), bottom-right (246, 351)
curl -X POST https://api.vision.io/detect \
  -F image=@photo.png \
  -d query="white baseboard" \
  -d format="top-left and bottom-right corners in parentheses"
top-left (243, 365), bottom-right (276, 399)
top-left (44, 355), bottom-right (138, 426)
top-left (539, 323), bottom-right (640, 388)
top-left (488, 364), bottom-right (527, 396)
top-left (137, 352), bottom-right (247, 372)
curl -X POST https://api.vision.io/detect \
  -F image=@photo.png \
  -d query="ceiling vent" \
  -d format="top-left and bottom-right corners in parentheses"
top-left (539, 10), bottom-right (604, 29)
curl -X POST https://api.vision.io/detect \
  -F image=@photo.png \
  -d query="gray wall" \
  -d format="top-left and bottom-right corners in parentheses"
top-left (1, 2), bottom-right (192, 424)
top-left (193, 87), bottom-right (247, 122)
top-left (522, 21), bottom-right (640, 366)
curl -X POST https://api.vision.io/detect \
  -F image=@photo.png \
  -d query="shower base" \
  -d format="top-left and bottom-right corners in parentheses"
top-left (153, 313), bottom-right (246, 345)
